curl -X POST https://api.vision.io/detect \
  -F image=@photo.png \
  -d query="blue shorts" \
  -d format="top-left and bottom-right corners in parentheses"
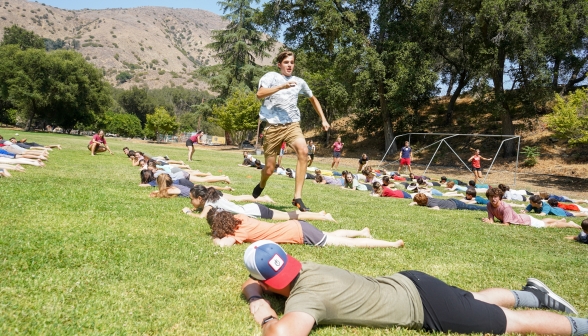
top-left (333, 151), bottom-right (341, 158)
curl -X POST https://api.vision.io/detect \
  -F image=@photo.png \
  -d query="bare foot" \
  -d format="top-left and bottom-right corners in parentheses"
top-left (57, 145), bottom-right (62, 150)
top-left (324, 213), bottom-right (336, 222)
top-left (395, 240), bottom-right (405, 248)
top-left (260, 196), bottom-right (276, 203)
top-left (319, 210), bottom-right (326, 215)
top-left (224, 177), bottom-right (231, 184)
top-left (360, 227), bottom-right (373, 238)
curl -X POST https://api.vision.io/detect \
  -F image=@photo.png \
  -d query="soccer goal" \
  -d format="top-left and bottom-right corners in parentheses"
top-left (377, 133), bottom-right (522, 185)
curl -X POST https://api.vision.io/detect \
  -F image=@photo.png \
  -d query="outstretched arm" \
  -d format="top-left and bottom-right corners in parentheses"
top-left (308, 96), bottom-right (329, 131)
top-left (257, 82), bottom-right (295, 99)
top-left (467, 155), bottom-right (474, 162)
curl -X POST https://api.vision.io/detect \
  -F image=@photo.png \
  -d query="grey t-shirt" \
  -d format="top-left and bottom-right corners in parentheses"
top-left (426, 197), bottom-right (457, 209)
top-left (285, 262), bottom-right (424, 329)
top-left (258, 72), bottom-right (313, 124)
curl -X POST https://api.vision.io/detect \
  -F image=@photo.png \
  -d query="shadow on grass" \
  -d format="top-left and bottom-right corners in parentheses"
top-left (517, 174), bottom-right (588, 194)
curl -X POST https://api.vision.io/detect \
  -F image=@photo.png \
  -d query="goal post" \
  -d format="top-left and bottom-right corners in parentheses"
top-left (378, 133), bottom-right (521, 185)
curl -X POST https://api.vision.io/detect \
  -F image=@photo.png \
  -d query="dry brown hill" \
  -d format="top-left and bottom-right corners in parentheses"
top-left (0, 0), bottom-right (276, 89)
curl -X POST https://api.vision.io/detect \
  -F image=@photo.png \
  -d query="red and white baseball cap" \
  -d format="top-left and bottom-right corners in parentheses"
top-left (243, 240), bottom-right (302, 289)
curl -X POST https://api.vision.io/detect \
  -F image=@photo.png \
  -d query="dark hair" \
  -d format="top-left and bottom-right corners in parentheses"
top-left (547, 198), bottom-right (559, 207)
top-left (469, 180), bottom-right (476, 187)
top-left (140, 169), bottom-right (155, 184)
top-left (206, 208), bottom-right (239, 239)
top-left (277, 50), bottom-right (295, 63)
top-left (529, 195), bottom-right (542, 204)
top-left (416, 177), bottom-right (424, 185)
top-left (440, 176), bottom-right (447, 182)
top-left (9, 137), bottom-right (15, 141)
top-left (128, 150), bottom-right (136, 157)
top-left (497, 184), bottom-right (509, 192)
top-left (189, 185), bottom-right (221, 203)
top-left (147, 161), bottom-right (158, 169)
top-left (486, 187), bottom-right (504, 200)
top-left (123, 147), bottom-right (129, 151)
top-left (315, 175), bottom-right (324, 183)
top-left (581, 219), bottom-right (588, 231)
top-left (382, 176), bottom-right (390, 185)
top-left (466, 188), bottom-right (477, 197)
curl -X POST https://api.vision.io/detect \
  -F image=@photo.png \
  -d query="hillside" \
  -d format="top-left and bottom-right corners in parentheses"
top-left (0, 0), bottom-right (276, 89)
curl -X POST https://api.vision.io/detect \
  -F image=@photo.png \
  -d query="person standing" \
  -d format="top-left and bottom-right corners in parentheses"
top-left (186, 130), bottom-right (203, 162)
top-left (468, 149), bottom-right (491, 184)
top-left (306, 140), bottom-right (315, 167)
top-left (331, 137), bottom-right (344, 169)
top-left (251, 51), bottom-right (330, 212)
top-left (88, 130), bottom-right (113, 156)
top-left (398, 141), bottom-right (413, 174)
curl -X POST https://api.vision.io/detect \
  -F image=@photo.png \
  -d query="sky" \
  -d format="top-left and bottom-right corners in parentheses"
top-left (36, 0), bottom-right (258, 15)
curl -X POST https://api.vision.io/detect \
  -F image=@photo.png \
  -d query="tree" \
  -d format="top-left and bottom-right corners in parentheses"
top-left (102, 112), bottom-right (143, 138)
top-left (205, 0), bottom-right (273, 98)
top-left (1, 25), bottom-right (45, 50)
top-left (547, 89), bottom-right (588, 145)
top-left (0, 44), bottom-right (111, 131)
top-left (117, 86), bottom-right (155, 125)
top-left (210, 90), bottom-right (260, 147)
top-left (116, 71), bottom-right (133, 84)
top-left (145, 107), bottom-right (179, 141)
top-left (257, 0), bottom-right (438, 153)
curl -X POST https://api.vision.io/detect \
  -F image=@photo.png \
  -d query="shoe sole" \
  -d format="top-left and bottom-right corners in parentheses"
top-left (527, 278), bottom-right (578, 315)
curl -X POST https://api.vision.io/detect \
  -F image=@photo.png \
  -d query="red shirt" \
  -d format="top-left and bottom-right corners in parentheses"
top-left (89, 134), bottom-right (106, 145)
top-left (557, 203), bottom-right (580, 211)
top-left (382, 187), bottom-right (405, 198)
top-left (472, 155), bottom-right (481, 168)
top-left (332, 141), bottom-right (343, 152)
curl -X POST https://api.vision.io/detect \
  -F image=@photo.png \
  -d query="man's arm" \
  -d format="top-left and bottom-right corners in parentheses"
top-left (308, 96), bottom-right (330, 131)
top-left (257, 82), bottom-right (295, 99)
top-left (242, 279), bottom-right (314, 336)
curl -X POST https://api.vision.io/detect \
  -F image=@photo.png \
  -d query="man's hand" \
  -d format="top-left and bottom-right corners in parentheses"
top-left (538, 213), bottom-right (547, 216)
top-left (250, 299), bottom-right (276, 325)
top-left (322, 120), bottom-right (330, 132)
top-left (282, 81), bottom-right (296, 90)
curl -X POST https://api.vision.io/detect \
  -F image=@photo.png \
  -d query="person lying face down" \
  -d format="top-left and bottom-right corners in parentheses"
top-left (241, 240), bottom-right (583, 336)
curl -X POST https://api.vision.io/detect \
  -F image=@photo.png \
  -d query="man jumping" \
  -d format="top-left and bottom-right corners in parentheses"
top-left (242, 240), bottom-right (586, 336)
top-left (252, 51), bottom-right (329, 211)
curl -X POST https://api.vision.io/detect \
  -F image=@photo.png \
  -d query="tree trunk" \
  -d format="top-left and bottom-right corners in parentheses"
top-left (446, 72), bottom-right (455, 97)
top-left (491, 47), bottom-right (516, 157)
top-left (225, 130), bottom-right (233, 145)
top-left (379, 79), bottom-right (396, 156)
top-left (446, 71), bottom-right (468, 125)
top-left (26, 101), bottom-right (36, 131)
top-left (552, 57), bottom-right (561, 90)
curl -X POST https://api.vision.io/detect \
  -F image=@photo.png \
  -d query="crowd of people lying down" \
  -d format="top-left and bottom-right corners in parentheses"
top-left (238, 151), bottom-right (588, 242)
top-left (0, 134), bottom-right (62, 178)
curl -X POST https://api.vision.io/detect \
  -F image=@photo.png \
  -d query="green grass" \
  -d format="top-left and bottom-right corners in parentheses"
top-left (0, 128), bottom-right (586, 335)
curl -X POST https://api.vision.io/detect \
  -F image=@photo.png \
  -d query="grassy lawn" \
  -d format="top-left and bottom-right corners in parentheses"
top-left (0, 128), bottom-right (586, 335)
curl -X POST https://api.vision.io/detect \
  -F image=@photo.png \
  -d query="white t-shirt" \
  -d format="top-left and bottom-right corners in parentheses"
top-left (258, 72), bottom-right (313, 124)
top-left (205, 197), bottom-right (261, 217)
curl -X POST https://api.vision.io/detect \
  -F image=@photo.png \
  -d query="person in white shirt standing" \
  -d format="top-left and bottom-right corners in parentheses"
top-left (252, 51), bottom-right (329, 212)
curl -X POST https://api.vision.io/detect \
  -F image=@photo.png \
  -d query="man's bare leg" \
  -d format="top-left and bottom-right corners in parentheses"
top-left (259, 155), bottom-right (276, 190)
top-left (291, 137), bottom-right (308, 200)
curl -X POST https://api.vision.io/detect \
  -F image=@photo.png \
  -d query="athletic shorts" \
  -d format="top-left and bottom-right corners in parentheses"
top-left (333, 151), bottom-right (341, 158)
top-left (87, 143), bottom-right (104, 150)
top-left (262, 123), bottom-right (304, 157)
top-left (185, 139), bottom-right (194, 146)
top-left (472, 167), bottom-right (481, 171)
top-left (279, 149), bottom-right (285, 156)
top-left (243, 203), bottom-right (275, 219)
top-left (400, 158), bottom-right (411, 165)
top-left (399, 271), bottom-right (507, 334)
top-left (299, 220), bottom-right (327, 247)
top-left (359, 159), bottom-right (367, 165)
top-left (529, 215), bottom-right (546, 228)
top-left (309, 154), bottom-right (314, 160)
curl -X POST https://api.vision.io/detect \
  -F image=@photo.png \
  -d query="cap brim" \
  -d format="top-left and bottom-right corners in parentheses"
top-left (262, 255), bottom-right (301, 289)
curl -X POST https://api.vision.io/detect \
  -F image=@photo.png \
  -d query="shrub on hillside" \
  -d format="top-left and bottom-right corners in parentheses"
top-left (547, 89), bottom-right (588, 145)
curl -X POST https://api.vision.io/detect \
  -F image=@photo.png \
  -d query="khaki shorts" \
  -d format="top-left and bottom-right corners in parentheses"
top-left (262, 122), bottom-right (304, 157)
